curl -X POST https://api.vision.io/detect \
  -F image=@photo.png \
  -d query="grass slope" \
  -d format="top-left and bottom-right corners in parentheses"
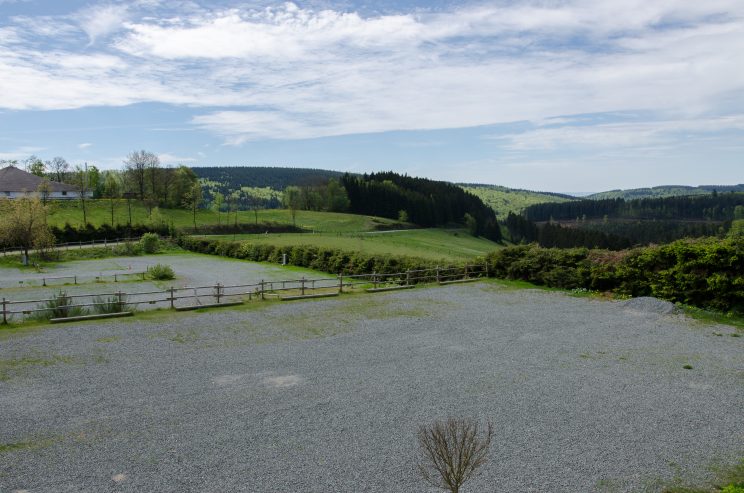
top-left (199, 228), bottom-right (500, 261)
top-left (39, 200), bottom-right (400, 233)
top-left (461, 184), bottom-right (572, 218)
top-left (587, 184), bottom-right (744, 200)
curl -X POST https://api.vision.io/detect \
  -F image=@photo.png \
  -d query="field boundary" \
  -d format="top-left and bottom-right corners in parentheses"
top-left (0, 264), bottom-right (487, 324)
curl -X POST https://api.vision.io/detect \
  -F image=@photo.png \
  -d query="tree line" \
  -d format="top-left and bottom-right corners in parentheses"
top-left (340, 172), bottom-right (502, 241)
top-left (523, 192), bottom-right (744, 222)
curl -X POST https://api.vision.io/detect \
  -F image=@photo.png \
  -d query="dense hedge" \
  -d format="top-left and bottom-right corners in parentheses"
top-left (177, 235), bottom-right (743, 313)
top-left (486, 238), bottom-right (744, 312)
top-left (176, 236), bottom-right (456, 277)
top-left (51, 223), bottom-right (168, 243)
top-left (50, 221), bottom-right (302, 243)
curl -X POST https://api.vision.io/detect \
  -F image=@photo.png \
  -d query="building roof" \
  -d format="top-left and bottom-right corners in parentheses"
top-left (0, 165), bottom-right (79, 193)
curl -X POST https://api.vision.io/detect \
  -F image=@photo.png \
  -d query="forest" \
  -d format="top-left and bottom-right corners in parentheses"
top-left (192, 166), bottom-right (344, 193)
top-left (523, 192), bottom-right (744, 222)
top-left (341, 172), bottom-right (502, 241)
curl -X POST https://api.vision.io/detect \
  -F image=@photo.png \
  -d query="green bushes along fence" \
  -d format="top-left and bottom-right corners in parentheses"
top-left (177, 236), bottom-right (743, 313)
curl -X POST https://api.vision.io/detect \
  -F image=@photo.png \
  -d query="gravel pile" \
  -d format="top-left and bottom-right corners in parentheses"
top-left (1, 282), bottom-right (742, 492)
top-left (621, 296), bottom-right (681, 315)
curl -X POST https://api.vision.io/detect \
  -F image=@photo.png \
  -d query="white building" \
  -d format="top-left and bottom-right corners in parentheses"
top-left (0, 165), bottom-right (88, 200)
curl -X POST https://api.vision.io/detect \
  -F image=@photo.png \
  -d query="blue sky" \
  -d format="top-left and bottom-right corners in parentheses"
top-left (1, 0), bottom-right (742, 193)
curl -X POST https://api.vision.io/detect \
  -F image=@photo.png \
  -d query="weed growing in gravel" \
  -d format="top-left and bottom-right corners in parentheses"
top-left (683, 364), bottom-right (694, 370)
top-left (93, 294), bottom-right (131, 314)
top-left (0, 354), bottom-right (76, 381)
top-left (33, 291), bottom-right (87, 320)
top-left (0, 437), bottom-right (57, 454)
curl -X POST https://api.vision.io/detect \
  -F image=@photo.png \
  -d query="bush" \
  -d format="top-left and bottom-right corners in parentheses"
top-left (93, 294), bottom-right (131, 314)
top-left (148, 263), bottom-right (175, 280)
top-left (35, 290), bottom-right (87, 320)
top-left (112, 241), bottom-right (142, 256)
top-left (139, 233), bottom-right (160, 254)
top-left (486, 238), bottom-right (744, 312)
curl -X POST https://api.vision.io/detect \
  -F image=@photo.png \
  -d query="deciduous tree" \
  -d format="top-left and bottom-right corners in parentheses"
top-left (417, 417), bottom-right (493, 493)
top-left (0, 197), bottom-right (55, 262)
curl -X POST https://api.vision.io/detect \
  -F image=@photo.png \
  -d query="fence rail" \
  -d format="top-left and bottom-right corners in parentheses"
top-left (0, 264), bottom-right (488, 323)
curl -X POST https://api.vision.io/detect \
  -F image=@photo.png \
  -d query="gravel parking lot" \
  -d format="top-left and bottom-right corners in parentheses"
top-left (1, 281), bottom-right (742, 492)
top-left (0, 254), bottom-right (326, 317)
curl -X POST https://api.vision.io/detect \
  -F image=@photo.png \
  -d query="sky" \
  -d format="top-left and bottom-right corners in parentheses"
top-left (0, 0), bottom-right (742, 194)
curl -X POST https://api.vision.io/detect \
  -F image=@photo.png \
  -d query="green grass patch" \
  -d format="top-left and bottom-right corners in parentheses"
top-left (461, 184), bottom-right (571, 218)
top-left (200, 228), bottom-right (500, 261)
top-left (0, 436), bottom-right (58, 454)
top-left (95, 335), bottom-right (120, 343)
top-left (680, 305), bottom-right (744, 332)
top-left (0, 354), bottom-right (77, 381)
top-left (42, 200), bottom-right (399, 233)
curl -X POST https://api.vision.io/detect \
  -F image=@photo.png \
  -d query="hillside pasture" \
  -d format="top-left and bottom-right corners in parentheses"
top-left (34, 200), bottom-right (400, 233)
top-left (199, 228), bottom-right (501, 261)
top-left (461, 184), bottom-right (572, 218)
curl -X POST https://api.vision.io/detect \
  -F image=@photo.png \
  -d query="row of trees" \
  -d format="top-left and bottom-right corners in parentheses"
top-left (523, 192), bottom-right (744, 222)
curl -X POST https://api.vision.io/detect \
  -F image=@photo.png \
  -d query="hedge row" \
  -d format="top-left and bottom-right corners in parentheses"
top-left (177, 235), bottom-right (743, 313)
top-left (176, 236), bottom-right (458, 277)
top-left (50, 221), bottom-right (302, 243)
top-left (486, 238), bottom-right (744, 312)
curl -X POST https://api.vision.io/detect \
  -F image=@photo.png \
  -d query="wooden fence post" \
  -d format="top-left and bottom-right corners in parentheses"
top-left (436, 266), bottom-right (440, 283)
top-left (74, 275), bottom-right (77, 285)
top-left (116, 290), bottom-right (123, 307)
top-left (338, 274), bottom-right (343, 294)
top-left (464, 265), bottom-right (469, 280)
top-left (484, 262), bottom-right (489, 278)
top-left (300, 277), bottom-right (305, 296)
top-left (169, 287), bottom-right (175, 309)
top-left (215, 282), bottom-right (222, 303)
top-left (406, 270), bottom-right (410, 286)
top-left (260, 280), bottom-right (265, 300)
top-left (373, 271), bottom-right (377, 289)
top-left (2, 298), bottom-right (7, 324)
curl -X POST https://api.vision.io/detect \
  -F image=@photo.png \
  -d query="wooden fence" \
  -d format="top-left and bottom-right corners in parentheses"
top-left (0, 264), bottom-right (488, 323)
top-left (1, 236), bottom-right (144, 256)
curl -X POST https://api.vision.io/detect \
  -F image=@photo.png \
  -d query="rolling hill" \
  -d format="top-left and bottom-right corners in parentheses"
top-left (460, 184), bottom-right (574, 218)
top-left (586, 184), bottom-right (744, 200)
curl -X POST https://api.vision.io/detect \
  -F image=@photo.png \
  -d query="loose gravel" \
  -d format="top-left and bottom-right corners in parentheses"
top-left (1, 282), bottom-right (742, 492)
top-left (0, 254), bottom-right (325, 317)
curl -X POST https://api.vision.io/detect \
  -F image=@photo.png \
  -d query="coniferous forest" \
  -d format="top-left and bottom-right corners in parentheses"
top-left (341, 172), bottom-right (502, 241)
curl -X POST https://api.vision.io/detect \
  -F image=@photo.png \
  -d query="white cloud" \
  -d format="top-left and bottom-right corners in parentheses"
top-left (78, 143), bottom-right (93, 149)
top-left (1, 0), bottom-right (744, 144)
top-left (0, 146), bottom-right (45, 160)
top-left (496, 116), bottom-right (744, 151)
top-left (76, 4), bottom-right (130, 44)
top-left (157, 153), bottom-right (196, 164)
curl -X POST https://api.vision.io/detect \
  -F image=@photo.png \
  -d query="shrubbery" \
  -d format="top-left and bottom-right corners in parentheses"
top-left (486, 238), bottom-right (744, 313)
top-left (148, 263), bottom-right (175, 280)
top-left (139, 233), bottom-right (160, 254)
top-left (176, 236), bottom-right (453, 277)
top-left (177, 235), bottom-right (743, 313)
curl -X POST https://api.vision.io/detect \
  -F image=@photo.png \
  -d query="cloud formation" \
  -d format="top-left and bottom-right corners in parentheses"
top-left (1, 0), bottom-right (743, 146)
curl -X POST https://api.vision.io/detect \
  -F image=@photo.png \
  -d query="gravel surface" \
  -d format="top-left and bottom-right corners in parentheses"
top-left (1, 282), bottom-right (742, 492)
top-left (0, 254), bottom-right (325, 317)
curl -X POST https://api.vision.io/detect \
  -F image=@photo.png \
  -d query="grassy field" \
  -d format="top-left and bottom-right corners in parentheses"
top-left (200, 228), bottom-right (501, 261)
top-left (462, 184), bottom-right (572, 218)
top-left (35, 200), bottom-right (399, 233)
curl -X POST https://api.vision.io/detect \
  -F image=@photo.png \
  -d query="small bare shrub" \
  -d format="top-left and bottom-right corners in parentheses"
top-left (417, 417), bottom-right (493, 493)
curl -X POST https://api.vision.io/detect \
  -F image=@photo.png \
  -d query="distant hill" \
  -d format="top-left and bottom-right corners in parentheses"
top-left (587, 184), bottom-right (744, 200)
top-left (192, 166), bottom-right (344, 191)
top-left (460, 184), bottom-right (574, 219)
